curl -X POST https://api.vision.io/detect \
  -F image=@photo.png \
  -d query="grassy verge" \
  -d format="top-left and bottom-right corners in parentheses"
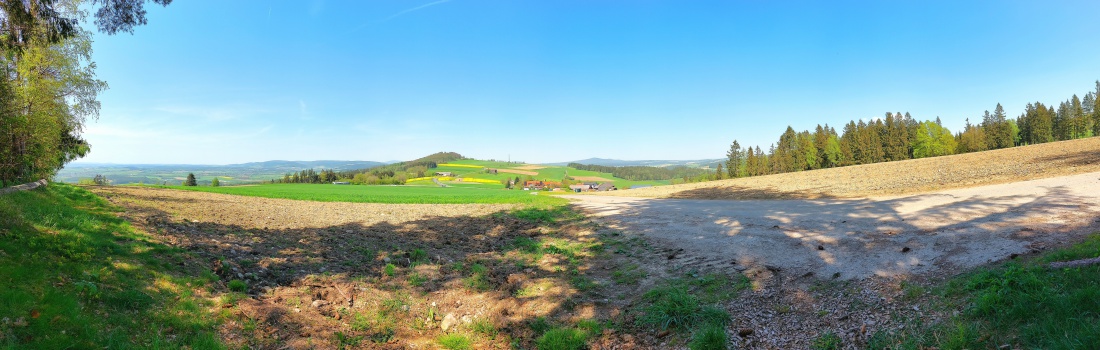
top-left (871, 233), bottom-right (1100, 349)
top-left (0, 184), bottom-right (224, 349)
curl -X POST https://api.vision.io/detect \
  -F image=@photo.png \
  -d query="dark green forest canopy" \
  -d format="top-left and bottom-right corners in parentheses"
top-left (720, 81), bottom-right (1100, 181)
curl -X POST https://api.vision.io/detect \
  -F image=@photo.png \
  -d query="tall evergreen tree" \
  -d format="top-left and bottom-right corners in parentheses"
top-left (184, 173), bottom-right (197, 186)
top-left (725, 140), bottom-right (742, 178)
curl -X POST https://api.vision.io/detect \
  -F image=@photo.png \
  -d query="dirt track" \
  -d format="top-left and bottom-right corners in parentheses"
top-left (565, 171), bottom-right (1100, 280)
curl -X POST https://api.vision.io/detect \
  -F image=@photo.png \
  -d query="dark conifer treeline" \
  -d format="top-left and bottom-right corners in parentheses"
top-left (567, 163), bottom-right (709, 181)
top-left (723, 81), bottom-right (1100, 179)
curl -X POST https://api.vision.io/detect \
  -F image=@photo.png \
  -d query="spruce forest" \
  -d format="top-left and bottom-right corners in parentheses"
top-left (721, 82), bottom-right (1100, 179)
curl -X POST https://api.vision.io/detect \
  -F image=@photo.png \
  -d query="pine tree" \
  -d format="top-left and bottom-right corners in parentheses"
top-left (185, 173), bottom-right (197, 186)
top-left (714, 162), bottom-right (724, 180)
top-left (725, 140), bottom-right (742, 178)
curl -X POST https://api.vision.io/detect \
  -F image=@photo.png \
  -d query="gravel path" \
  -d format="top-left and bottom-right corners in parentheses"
top-left (565, 171), bottom-right (1100, 280)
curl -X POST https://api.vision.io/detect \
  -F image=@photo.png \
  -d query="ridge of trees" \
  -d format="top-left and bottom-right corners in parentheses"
top-left (723, 81), bottom-right (1100, 179)
top-left (567, 163), bottom-right (709, 181)
top-left (268, 152), bottom-right (466, 186)
top-left (1, 0), bottom-right (170, 185)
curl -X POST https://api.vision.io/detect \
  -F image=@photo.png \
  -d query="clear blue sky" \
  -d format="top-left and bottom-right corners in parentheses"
top-left (77, 0), bottom-right (1100, 165)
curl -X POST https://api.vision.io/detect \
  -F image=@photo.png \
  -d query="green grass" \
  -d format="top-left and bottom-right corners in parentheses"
top-left (436, 333), bottom-right (472, 350)
top-left (688, 325), bottom-right (728, 350)
top-left (145, 183), bottom-right (567, 205)
top-left (536, 327), bottom-right (587, 350)
top-left (810, 331), bottom-right (841, 350)
top-left (878, 233), bottom-right (1100, 349)
top-left (0, 184), bottom-right (224, 349)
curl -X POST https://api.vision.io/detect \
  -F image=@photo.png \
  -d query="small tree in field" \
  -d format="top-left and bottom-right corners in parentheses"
top-left (211, 177), bottom-right (220, 187)
top-left (184, 173), bottom-right (198, 186)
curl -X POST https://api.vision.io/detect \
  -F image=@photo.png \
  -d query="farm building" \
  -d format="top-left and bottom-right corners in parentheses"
top-left (596, 183), bottom-right (617, 191)
top-left (332, 181), bottom-right (350, 185)
top-left (435, 171), bottom-right (454, 177)
top-left (486, 169), bottom-right (499, 174)
top-left (569, 184), bottom-right (591, 192)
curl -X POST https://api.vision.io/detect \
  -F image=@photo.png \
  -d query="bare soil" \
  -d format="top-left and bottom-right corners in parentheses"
top-left (496, 168), bottom-right (539, 176)
top-left (607, 137), bottom-right (1100, 200)
top-left (89, 186), bottom-right (667, 349)
top-left (513, 165), bottom-right (548, 170)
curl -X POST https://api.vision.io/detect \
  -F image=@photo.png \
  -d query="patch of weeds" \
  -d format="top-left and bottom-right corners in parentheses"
top-left (220, 292), bottom-right (246, 306)
top-left (470, 317), bottom-right (498, 339)
top-left (900, 280), bottom-right (925, 300)
top-left (612, 264), bottom-right (646, 285)
top-left (367, 327), bottom-right (396, 343)
top-left (528, 316), bottom-right (552, 335)
top-left (384, 263), bottom-right (397, 277)
top-left (536, 327), bottom-right (587, 350)
top-left (286, 296), bottom-right (302, 308)
top-left (228, 279), bottom-right (247, 292)
top-left (511, 205), bottom-right (578, 224)
top-left (810, 331), bottom-right (841, 350)
top-left (570, 275), bottom-right (597, 292)
top-left (637, 285), bottom-right (729, 331)
top-left (577, 319), bottom-right (608, 336)
top-left (334, 331), bottom-right (364, 348)
top-left (510, 236), bottom-right (542, 254)
top-left (408, 272), bottom-right (427, 287)
top-left (437, 333), bottom-right (472, 350)
top-left (688, 273), bottom-right (748, 304)
top-left (409, 248), bottom-right (428, 262)
top-left (773, 304), bottom-right (792, 314)
top-left (688, 324), bottom-right (728, 350)
top-left (463, 263), bottom-right (491, 291)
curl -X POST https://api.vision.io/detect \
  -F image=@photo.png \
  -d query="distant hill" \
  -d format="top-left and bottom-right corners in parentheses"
top-left (547, 158), bottom-right (724, 168)
top-left (57, 160), bottom-right (390, 185)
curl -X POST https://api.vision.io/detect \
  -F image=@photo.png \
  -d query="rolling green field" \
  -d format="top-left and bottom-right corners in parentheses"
top-left (148, 183), bottom-right (567, 205)
top-left (434, 160), bottom-right (670, 188)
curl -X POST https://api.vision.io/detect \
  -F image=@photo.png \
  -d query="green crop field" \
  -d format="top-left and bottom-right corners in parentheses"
top-left (440, 160), bottom-right (669, 189)
top-left (146, 183), bottom-right (566, 205)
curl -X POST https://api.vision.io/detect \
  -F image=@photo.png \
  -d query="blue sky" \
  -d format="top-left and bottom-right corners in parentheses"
top-left (78, 0), bottom-right (1100, 165)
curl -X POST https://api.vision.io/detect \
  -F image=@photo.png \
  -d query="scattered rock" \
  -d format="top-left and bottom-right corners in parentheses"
top-left (901, 246), bottom-right (911, 253)
top-left (737, 328), bottom-right (753, 337)
top-left (656, 330), bottom-right (670, 338)
top-left (440, 313), bottom-right (458, 332)
top-left (816, 245), bottom-right (825, 251)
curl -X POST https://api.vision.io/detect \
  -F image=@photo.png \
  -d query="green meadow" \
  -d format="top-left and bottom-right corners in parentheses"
top-left (148, 183), bottom-right (567, 205)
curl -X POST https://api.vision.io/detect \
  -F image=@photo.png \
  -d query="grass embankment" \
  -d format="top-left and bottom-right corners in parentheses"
top-left (874, 234), bottom-right (1100, 349)
top-left (0, 184), bottom-right (224, 349)
top-left (146, 183), bottom-right (568, 205)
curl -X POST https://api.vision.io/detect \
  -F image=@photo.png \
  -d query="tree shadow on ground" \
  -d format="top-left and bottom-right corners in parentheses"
top-left (97, 188), bottom-right (628, 350)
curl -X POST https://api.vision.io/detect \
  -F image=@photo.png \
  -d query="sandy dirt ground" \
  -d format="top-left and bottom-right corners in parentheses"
top-left (512, 165), bottom-right (547, 170)
top-left (564, 171), bottom-right (1100, 280)
top-left (495, 168), bottom-right (539, 176)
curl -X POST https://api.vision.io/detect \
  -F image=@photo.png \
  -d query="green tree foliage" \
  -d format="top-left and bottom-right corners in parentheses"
top-left (912, 121), bottom-right (956, 158)
top-left (184, 173), bottom-right (196, 186)
top-left (713, 162), bottom-right (723, 180)
top-left (568, 163), bottom-right (709, 181)
top-left (210, 177), bottom-right (219, 187)
top-left (725, 140), bottom-right (742, 178)
top-left (0, 0), bottom-right (170, 184)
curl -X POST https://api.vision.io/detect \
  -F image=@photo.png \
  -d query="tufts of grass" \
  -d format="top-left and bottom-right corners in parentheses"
top-left (469, 317), bottom-right (498, 339)
top-left (228, 279), bottom-right (248, 292)
top-left (462, 263), bottom-right (491, 291)
top-left (409, 248), bottom-right (428, 263)
top-left (528, 316), bottom-right (552, 335)
top-left (612, 264), bottom-right (647, 285)
top-left (437, 333), bottom-right (473, 350)
top-left (688, 324), bottom-right (729, 350)
top-left (384, 263), bottom-right (397, 277)
top-left (810, 331), bottom-right (841, 350)
top-left (536, 327), bottom-right (587, 350)
top-left (638, 285), bottom-right (729, 331)
top-left (408, 272), bottom-right (427, 287)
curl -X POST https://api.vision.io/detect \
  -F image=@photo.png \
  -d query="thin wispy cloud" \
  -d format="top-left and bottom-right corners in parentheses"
top-left (384, 0), bottom-right (452, 22)
top-left (299, 100), bottom-right (312, 120)
top-left (350, 0), bottom-right (452, 32)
